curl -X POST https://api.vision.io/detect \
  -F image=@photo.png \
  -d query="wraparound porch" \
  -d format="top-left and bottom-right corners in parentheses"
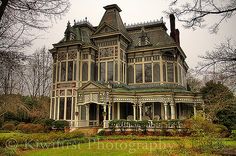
top-left (73, 101), bottom-right (202, 128)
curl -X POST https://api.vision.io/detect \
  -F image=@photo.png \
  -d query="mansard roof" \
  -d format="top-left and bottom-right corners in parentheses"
top-left (51, 4), bottom-right (187, 60)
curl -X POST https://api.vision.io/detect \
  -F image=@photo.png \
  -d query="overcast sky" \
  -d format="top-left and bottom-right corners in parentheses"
top-left (27, 0), bottom-right (236, 69)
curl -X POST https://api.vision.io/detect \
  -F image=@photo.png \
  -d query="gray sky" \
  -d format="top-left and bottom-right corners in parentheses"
top-left (27, 0), bottom-right (236, 69)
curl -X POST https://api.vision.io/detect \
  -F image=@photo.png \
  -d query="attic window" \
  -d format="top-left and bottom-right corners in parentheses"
top-left (137, 27), bottom-right (151, 47)
top-left (70, 33), bottom-right (75, 40)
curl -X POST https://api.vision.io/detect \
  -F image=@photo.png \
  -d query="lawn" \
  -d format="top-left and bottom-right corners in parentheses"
top-left (1, 132), bottom-right (235, 156)
top-left (19, 140), bottom-right (177, 156)
top-left (18, 138), bottom-right (236, 156)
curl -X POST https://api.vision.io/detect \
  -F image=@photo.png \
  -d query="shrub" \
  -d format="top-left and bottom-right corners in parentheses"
top-left (108, 120), bottom-right (118, 134)
top-left (182, 116), bottom-right (226, 137)
top-left (52, 120), bottom-right (69, 130)
top-left (16, 123), bottom-right (45, 133)
top-left (97, 129), bottom-right (105, 136)
top-left (214, 124), bottom-right (229, 137)
top-left (0, 147), bottom-right (17, 156)
top-left (230, 130), bottom-right (236, 140)
top-left (138, 120), bottom-right (149, 134)
top-left (2, 123), bottom-right (16, 131)
top-left (42, 118), bottom-right (55, 127)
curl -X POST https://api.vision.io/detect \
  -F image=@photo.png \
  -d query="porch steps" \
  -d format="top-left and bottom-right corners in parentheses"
top-left (70, 127), bottom-right (101, 136)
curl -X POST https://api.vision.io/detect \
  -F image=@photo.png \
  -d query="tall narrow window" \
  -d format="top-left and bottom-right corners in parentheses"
top-left (167, 62), bottom-right (174, 82)
top-left (153, 63), bottom-right (160, 82)
top-left (178, 65), bottom-right (182, 84)
top-left (55, 98), bottom-right (58, 119)
top-left (53, 64), bottom-right (56, 83)
top-left (136, 64), bottom-right (143, 83)
top-left (120, 63), bottom-right (123, 82)
top-left (66, 97), bottom-right (72, 120)
top-left (57, 63), bottom-right (60, 82)
top-left (73, 61), bottom-right (77, 81)
top-left (175, 65), bottom-right (178, 83)
top-left (115, 62), bottom-right (118, 81)
top-left (61, 62), bottom-right (66, 81)
top-left (145, 63), bottom-right (152, 82)
top-left (51, 98), bottom-right (54, 119)
top-left (107, 61), bottom-right (113, 81)
top-left (68, 61), bottom-right (73, 81)
top-left (72, 97), bottom-right (75, 120)
top-left (82, 62), bottom-right (88, 81)
top-left (90, 62), bottom-right (95, 81)
top-left (163, 63), bottom-right (166, 82)
top-left (95, 64), bottom-right (98, 81)
top-left (100, 62), bottom-right (105, 81)
top-left (59, 97), bottom-right (65, 119)
top-left (128, 65), bottom-right (134, 83)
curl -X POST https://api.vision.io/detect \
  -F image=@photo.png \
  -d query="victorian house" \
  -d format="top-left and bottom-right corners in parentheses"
top-left (49, 4), bottom-right (203, 128)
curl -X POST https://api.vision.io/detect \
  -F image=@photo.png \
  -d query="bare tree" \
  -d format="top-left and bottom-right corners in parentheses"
top-left (0, 0), bottom-right (70, 52)
top-left (186, 69), bottom-right (203, 92)
top-left (0, 51), bottom-right (26, 94)
top-left (197, 39), bottom-right (236, 89)
top-left (0, 94), bottom-right (30, 118)
top-left (23, 47), bottom-right (52, 97)
top-left (167, 0), bottom-right (236, 33)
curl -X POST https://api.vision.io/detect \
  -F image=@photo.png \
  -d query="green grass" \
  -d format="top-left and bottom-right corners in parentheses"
top-left (0, 132), bottom-right (22, 138)
top-left (19, 138), bottom-right (236, 156)
top-left (1, 132), bottom-right (235, 156)
top-left (19, 140), bottom-right (176, 156)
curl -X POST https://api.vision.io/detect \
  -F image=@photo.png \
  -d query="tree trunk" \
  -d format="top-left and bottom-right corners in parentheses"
top-left (0, 0), bottom-right (9, 22)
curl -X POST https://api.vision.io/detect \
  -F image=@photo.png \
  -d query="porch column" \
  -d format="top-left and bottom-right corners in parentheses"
top-left (170, 101), bottom-right (176, 120)
top-left (193, 103), bottom-right (197, 118)
top-left (112, 102), bottom-right (114, 120)
top-left (96, 105), bottom-right (99, 126)
top-left (139, 103), bottom-right (142, 121)
top-left (164, 102), bottom-right (168, 120)
top-left (103, 104), bottom-right (107, 128)
top-left (117, 102), bottom-right (120, 120)
top-left (108, 103), bottom-right (111, 121)
top-left (133, 104), bottom-right (136, 120)
top-left (85, 104), bottom-right (89, 126)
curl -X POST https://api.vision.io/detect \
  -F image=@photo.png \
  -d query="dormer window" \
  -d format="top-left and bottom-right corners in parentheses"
top-left (137, 27), bottom-right (151, 47)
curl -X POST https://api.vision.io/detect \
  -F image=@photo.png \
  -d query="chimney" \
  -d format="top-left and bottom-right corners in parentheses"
top-left (170, 14), bottom-right (180, 45)
top-left (169, 14), bottom-right (175, 39)
top-left (175, 29), bottom-right (180, 45)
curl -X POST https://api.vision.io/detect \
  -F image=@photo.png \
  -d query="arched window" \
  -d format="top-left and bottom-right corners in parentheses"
top-left (153, 63), bottom-right (160, 82)
top-left (82, 62), bottom-right (88, 81)
top-left (128, 65), bottom-right (134, 83)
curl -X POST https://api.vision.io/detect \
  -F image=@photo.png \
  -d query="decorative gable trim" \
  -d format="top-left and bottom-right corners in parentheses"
top-left (93, 23), bottom-right (118, 35)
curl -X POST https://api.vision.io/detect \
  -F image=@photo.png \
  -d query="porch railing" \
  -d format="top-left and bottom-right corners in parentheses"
top-left (106, 120), bottom-right (183, 129)
top-left (75, 120), bottom-right (100, 127)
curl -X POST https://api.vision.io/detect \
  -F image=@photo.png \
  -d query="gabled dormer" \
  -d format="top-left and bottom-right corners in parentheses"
top-left (64, 21), bottom-right (76, 41)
